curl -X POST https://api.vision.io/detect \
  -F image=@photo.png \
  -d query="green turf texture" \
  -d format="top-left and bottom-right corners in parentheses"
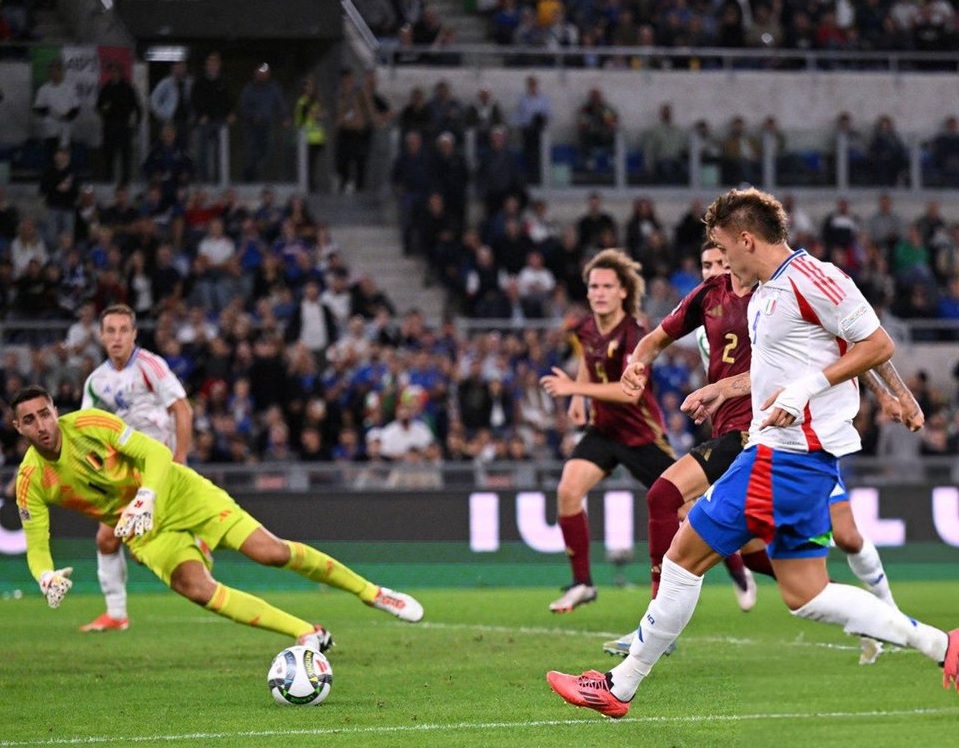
top-left (1, 552), bottom-right (958, 748)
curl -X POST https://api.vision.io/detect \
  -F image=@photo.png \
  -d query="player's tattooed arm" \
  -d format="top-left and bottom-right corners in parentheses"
top-left (861, 369), bottom-right (903, 424)
top-left (681, 372), bottom-right (750, 425)
top-left (871, 361), bottom-right (924, 431)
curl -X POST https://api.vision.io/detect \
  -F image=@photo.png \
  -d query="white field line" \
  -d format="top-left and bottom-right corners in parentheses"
top-left (147, 616), bottom-right (900, 654)
top-left (2, 708), bottom-right (959, 747)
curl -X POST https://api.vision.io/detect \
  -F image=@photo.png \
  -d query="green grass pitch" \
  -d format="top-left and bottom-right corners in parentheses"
top-left (1, 551), bottom-right (958, 748)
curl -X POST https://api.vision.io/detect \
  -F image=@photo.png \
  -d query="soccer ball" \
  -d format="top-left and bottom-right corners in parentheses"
top-left (267, 645), bottom-right (333, 706)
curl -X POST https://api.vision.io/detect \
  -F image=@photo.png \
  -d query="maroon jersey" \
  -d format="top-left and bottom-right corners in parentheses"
top-left (660, 274), bottom-right (753, 437)
top-left (569, 313), bottom-right (667, 448)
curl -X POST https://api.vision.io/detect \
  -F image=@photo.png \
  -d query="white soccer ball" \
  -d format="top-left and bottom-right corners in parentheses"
top-left (267, 645), bottom-right (333, 706)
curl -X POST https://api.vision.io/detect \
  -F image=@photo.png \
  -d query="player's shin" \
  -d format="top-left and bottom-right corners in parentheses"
top-left (792, 583), bottom-right (948, 662)
top-left (845, 537), bottom-right (898, 609)
top-left (204, 582), bottom-right (313, 637)
top-left (283, 541), bottom-right (378, 601)
top-left (97, 549), bottom-right (128, 620)
top-left (609, 557), bottom-right (703, 701)
top-left (646, 479), bottom-right (684, 596)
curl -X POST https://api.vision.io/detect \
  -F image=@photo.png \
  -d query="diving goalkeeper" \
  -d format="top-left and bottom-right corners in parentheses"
top-left (12, 384), bottom-right (423, 653)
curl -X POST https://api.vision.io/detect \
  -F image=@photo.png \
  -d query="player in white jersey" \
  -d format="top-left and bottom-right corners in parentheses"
top-left (78, 304), bottom-right (193, 632)
top-left (547, 187), bottom-right (959, 719)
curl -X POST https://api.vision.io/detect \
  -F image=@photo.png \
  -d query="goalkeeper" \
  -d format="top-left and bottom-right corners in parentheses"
top-left (12, 385), bottom-right (423, 653)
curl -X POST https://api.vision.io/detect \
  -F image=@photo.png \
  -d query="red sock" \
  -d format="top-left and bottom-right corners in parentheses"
top-left (558, 511), bottom-right (592, 586)
top-left (646, 478), bottom-right (683, 598)
top-left (742, 549), bottom-right (777, 580)
top-left (723, 552), bottom-right (749, 590)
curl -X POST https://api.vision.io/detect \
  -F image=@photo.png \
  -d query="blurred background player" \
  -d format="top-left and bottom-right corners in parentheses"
top-left (12, 385), bottom-right (423, 656)
top-left (540, 249), bottom-right (675, 613)
top-left (78, 303), bottom-right (193, 632)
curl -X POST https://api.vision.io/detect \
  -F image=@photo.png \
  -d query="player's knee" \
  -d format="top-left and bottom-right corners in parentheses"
top-left (170, 565), bottom-right (216, 604)
top-left (96, 525), bottom-right (121, 554)
top-left (832, 528), bottom-right (862, 554)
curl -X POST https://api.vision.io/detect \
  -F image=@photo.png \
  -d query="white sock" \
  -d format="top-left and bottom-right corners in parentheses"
top-left (793, 582), bottom-right (947, 662)
top-left (609, 557), bottom-right (703, 701)
top-left (97, 550), bottom-right (128, 620)
top-left (846, 537), bottom-right (898, 610)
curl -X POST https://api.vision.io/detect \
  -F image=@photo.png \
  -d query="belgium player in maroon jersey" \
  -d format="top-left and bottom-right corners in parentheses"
top-left (540, 248), bottom-right (675, 613)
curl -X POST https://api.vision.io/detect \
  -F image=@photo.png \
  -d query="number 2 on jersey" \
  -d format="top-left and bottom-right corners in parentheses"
top-left (721, 333), bottom-right (738, 364)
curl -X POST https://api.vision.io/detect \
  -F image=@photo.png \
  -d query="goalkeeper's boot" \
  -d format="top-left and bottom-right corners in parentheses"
top-left (546, 669), bottom-right (630, 719)
top-left (603, 629), bottom-right (677, 658)
top-left (79, 613), bottom-right (130, 633)
top-left (367, 587), bottom-right (424, 622)
top-left (297, 624), bottom-right (334, 654)
top-left (942, 628), bottom-right (959, 691)
top-left (549, 583), bottom-right (597, 613)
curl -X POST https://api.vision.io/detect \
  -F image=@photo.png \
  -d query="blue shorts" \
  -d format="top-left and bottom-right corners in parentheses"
top-left (687, 445), bottom-right (838, 560)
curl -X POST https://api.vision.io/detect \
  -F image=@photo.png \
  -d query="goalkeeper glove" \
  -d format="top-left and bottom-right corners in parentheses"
top-left (39, 567), bottom-right (73, 608)
top-left (114, 488), bottom-right (157, 538)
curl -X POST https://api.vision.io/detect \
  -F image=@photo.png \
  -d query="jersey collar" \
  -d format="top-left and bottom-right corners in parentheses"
top-left (770, 248), bottom-right (807, 281)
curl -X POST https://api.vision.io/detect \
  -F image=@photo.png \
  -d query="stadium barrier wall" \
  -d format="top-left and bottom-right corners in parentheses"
top-left (11, 483), bottom-right (959, 553)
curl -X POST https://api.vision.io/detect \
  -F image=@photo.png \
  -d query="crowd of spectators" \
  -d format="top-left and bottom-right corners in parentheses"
top-left (479, 0), bottom-right (958, 69)
top-left (2, 170), bottom-right (959, 480)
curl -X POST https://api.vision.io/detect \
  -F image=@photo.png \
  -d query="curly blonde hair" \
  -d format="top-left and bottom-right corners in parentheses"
top-left (582, 248), bottom-right (646, 318)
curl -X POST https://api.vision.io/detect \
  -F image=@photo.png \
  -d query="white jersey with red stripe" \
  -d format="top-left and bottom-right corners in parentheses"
top-left (81, 346), bottom-right (187, 449)
top-left (746, 249), bottom-right (880, 457)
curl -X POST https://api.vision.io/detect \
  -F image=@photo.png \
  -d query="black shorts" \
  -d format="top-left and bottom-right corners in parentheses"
top-left (570, 428), bottom-right (676, 487)
top-left (688, 430), bottom-right (749, 485)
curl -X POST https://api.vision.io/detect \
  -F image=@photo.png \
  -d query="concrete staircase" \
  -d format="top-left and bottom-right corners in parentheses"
top-left (312, 193), bottom-right (447, 321)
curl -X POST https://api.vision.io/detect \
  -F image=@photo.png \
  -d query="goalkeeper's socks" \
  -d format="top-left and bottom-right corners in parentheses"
top-left (284, 541), bottom-right (379, 602)
top-left (97, 550), bottom-right (128, 620)
top-left (204, 582), bottom-right (312, 637)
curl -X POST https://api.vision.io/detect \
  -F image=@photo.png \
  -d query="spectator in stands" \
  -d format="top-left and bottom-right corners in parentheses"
top-left (672, 197), bottom-right (705, 259)
top-left (283, 280), bottom-right (339, 368)
top-left (511, 75), bottom-right (551, 184)
top-left (334, 68), bottom-right (373, 194)
top-left (866, 192), bottom-right (907, 254)
top-left (33, 58), bottom-right (80, 169)
top-left (433, 131), bottom-right (469, 230)
top-left (391, 130), bottom-right (434, 256)
top-left (576, 88), bottom-right (619, 166)
top-left (466, 244), bottom-right (509, 317)
top-left (398, 86), bottom-right (433, 138)
top-left (0, 187), bottom-right (20, 253)
top-left (930, 115), bottom-right (959, 188)
top-left (379, 400), bottom-right (435, 459)
top-left (868, 114), bottom-right (908, 187)
top-left (746, 2), bottom-right (784, 48)
top-left (192, 52), bottom-right (234, 184)
top-left (465, 85), bottom-right (505, 159)
top-left (720, 115), bottom-right (761, 184)
top-left (516, 249), bottom-right (556, 318)
top-left (642, 103), bottom-right (688, 185)
top-left (490, 0), bottom-right (521, 44)
top-left (821, 197), bottom-right (861, 268)
top-left (39, 146), bottom-right (78, 248)
top-left (542, 4), bottom-right (579, 49)
top-left (476, 126), bottom-right (526, 220)
top-left (193, 217), bottom-right (238, 312)
top-left (576, 191), bottom-right (617, 251)
top-left (428, 80), bottom-right (465, 146)
top-left (142, 124), bottom-right (194, 209)
top-left (361, 69), bottom-right (394, 192)
top-left (351, 275), bottom-right (396, 320)
top-left (624, 196), bottom-right (662, 263)
top-left (692, 118), bottom-right (723, 184)
top-left (238, 63), bottom-right (289, 182)
top-left (149, 60), bottom-right (194, 151)
top-left (10, 216), bottom-right (48, 279)
top-left (890, 222), bottom-right (934, 289)
top-left (96, 61), bottom-right (141, 185)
